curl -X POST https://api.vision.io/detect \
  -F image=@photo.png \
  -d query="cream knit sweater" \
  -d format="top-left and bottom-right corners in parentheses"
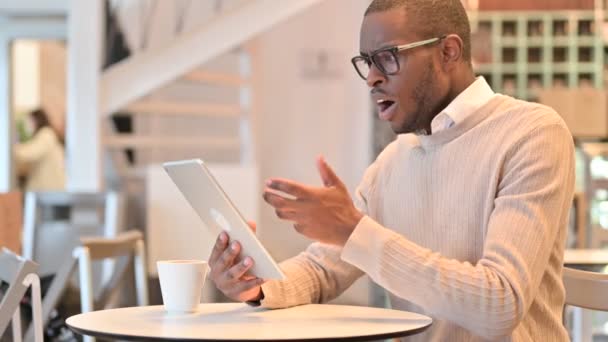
top-left (260, 95), bottom-right (574, 341)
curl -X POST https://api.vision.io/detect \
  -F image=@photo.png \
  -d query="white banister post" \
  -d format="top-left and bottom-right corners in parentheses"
top-left (0, 35), bottom-right (14, 192)
top-left (66, 0), bottom-right (104, 191)
top-left (238, 49), bottom-right (254, 165)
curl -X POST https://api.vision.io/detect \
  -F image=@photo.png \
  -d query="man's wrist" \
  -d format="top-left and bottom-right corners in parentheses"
top-left (343, 211), bottom-right (364, 245)
top-left (245, 288), bottom-right (265, 307)
top-left (351, 211), bottom-right (364, 230)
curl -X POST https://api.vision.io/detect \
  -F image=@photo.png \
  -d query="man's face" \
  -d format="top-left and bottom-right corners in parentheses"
top-left (360, 9), bottom-right (449, 134)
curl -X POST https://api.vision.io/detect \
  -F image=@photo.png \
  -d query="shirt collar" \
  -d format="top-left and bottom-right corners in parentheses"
top-left (433, 76), bottom-right (495, 130)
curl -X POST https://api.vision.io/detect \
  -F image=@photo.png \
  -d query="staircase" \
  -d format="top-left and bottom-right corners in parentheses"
top-left (100, 0), bottom-right (324, 186)
top-left (67, 0), bottom-right (321, 235)
top-left (104, 47), bottom-right (253, 181)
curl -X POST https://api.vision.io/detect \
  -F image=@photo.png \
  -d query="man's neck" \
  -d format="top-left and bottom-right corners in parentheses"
top-left (447, 69), bottom-right (477, 103)
top-left (420, 70), bottom-right (477, 135)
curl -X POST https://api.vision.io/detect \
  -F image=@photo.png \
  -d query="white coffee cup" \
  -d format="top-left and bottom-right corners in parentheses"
top-left (157, 260), bottom-right (209, 313)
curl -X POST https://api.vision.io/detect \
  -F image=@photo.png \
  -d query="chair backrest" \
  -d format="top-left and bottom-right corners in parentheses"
top-left (0, 192), bottom-right (23, 253)
top-left (0, 249), bottom-right (42, 342)
top-left (73, 231), bottom-right (148, 342)
top-left (22, 191), bottom-right (124, 277)
top-left (19, 191), bottom-right (126, 342)
top-left (22, 230), bottom-right (149, 342)
top-left (74, 230), bottom-right (149, 313)
top-left (563, 267), bottom-right (608, 311)
top-left (80, 230), bottom-right (144, 260)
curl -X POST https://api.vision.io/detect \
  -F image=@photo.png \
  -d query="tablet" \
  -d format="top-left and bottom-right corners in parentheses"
top-left (163, 159), bottom-right (285, 280)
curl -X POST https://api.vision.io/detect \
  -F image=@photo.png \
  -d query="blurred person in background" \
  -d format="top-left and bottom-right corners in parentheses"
top-left (14, 108), bottom-right (65, 191)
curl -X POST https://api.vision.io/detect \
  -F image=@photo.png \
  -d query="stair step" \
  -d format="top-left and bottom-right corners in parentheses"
top-left (105, 136), bottom-right (240, 149)
top-left (125, 101), bottom-right (241, 117)
top-left (182, 70), bottom-right (246, 87)
top-left (101, 0), bottom-right (324, 116)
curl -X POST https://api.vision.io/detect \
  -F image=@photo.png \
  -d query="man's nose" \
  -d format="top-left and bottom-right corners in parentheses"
top-left (366, 64), bottom-right (386, 88)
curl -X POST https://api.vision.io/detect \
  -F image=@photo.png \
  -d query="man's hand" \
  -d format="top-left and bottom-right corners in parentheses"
top-left (263, 156), bottom-right (363, 246)
top-left (208, 221), bottom-right (265, 302)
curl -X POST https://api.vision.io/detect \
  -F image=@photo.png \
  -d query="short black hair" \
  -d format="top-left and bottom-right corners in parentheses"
top-left (365, 0), bottom-right (472, 63)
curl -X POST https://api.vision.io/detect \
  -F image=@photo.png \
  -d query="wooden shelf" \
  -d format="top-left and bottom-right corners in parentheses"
top-left (470, 10), bottom-right (605, 95)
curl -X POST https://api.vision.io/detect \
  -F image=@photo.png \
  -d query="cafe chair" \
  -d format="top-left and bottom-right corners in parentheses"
top-left (0, 249), bottom-right (43, 342)
top-left (74, 230), bottom-right (149, 314)
top-left (564, 267), bottom-right (608, 310)
top-left (22, 191), bottom-right (125, 278)
top-left (563, 266), bottom-right (608, 342)
top-left (24, 230), bottom-right (149, 342)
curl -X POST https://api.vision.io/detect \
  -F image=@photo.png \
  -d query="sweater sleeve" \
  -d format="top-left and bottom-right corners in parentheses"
top-left (14, 128), bottom-right (55, 165)
top-left (341, 123), bottom-right (574, 340)
top-left (259, 161), bottom-right (382, 309)
top-left (259, 242), bottom-right (365, 308)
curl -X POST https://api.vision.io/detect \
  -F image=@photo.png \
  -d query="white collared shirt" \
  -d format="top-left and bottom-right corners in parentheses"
top-left (430, 77), bottom-right (496, 134)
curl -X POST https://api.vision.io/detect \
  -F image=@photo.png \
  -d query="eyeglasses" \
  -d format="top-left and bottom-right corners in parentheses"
top-left (351, 36), bottom-right (446, 80)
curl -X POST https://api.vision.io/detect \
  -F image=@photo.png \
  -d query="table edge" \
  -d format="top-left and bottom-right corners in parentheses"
top-left (68, 321), bottom-right (432, 342)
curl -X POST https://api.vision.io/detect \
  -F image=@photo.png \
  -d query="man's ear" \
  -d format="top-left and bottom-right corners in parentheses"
top-left (441, 34), bottom-right (464, 69)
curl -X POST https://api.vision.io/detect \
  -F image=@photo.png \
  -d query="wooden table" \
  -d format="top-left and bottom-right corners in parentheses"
top-left (67, 303), bottom-right (432, 341)
top-left (564, 249), bottom-right (608, 267)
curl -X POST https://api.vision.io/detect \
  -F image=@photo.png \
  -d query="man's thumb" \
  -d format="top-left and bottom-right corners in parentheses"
top-left (317, 156), bottom-right (341, 187)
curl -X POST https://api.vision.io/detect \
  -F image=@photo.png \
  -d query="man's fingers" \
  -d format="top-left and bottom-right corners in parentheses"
top-left (226, 257), bottom-right (255, 281)
top-left (317, 156), bottom-right (334, 187)
top-left (317, 156), bottom-right (345, 189)
top-left (275, 209), bottom-right (298, 221)
top-left (247, 220), bottom-right (257, 233)
top-left (265, 178), bottom-right (311, 198)
top-left (209, 232), bottom-right (229, 267)
top-left (263, 191), bottom-right (298, 209)
top-left (216, 241), bottom-right (240, 274)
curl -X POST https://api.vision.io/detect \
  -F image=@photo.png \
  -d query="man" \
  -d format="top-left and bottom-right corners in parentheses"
top-left (208, 0), bottom-right (574, 340)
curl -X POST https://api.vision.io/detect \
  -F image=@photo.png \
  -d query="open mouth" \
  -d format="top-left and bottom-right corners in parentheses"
top-left (377, 99), bottom-right (396, 120)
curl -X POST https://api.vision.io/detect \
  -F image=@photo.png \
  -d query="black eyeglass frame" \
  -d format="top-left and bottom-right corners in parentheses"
top-left (351, 35), bottom-right (447, 80)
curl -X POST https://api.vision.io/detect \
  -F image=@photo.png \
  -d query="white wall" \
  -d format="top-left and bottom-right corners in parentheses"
top-left (65, 0), bottom-right (103, 191)
top-left (250, 0), bottom-right (373, 305)
top-left (0, 37), bottom-right (11, 192)
top-left (11, 40), bottom-right (40, 114)
top-left (0, 0), bottom-right (67, 15)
